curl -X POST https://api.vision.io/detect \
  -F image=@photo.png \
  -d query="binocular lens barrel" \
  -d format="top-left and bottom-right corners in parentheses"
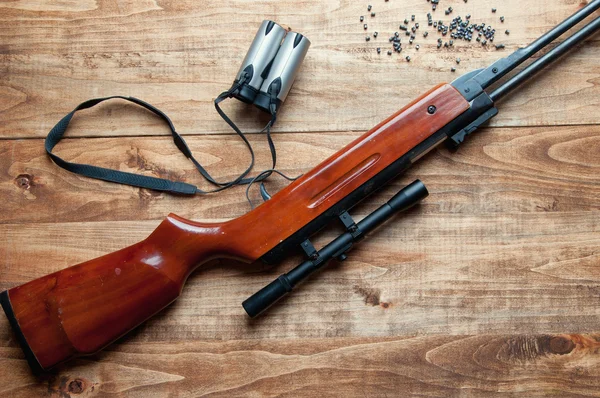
top-left (254, 32), bottom-right (311, 113)
top-left (232, 20), bottom-right (310, 113)
top-left (233, 20), bottom-right (287, 104)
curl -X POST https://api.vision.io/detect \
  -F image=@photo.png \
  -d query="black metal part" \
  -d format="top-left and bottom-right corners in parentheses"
top-left (453, 0), bottom-right (600, 101)
top-left (243, 180), bottom-right (429, 318)
top-left (444, 92), bottom-right (497, 150)
top-left (300, 239), bottom-right (319, 260)
top-left (490, 15), bottom-right (600, 102)
top-left (447, 106), bottom-right (498, 149)
top-left (339, 211), bottom-right (361, 240)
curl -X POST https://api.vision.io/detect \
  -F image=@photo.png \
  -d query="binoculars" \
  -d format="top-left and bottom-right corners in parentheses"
top-left (230, 20), bottom-right (311, 115)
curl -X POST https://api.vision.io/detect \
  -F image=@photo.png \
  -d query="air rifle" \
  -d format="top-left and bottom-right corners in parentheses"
top-left (2, 0), bottom-right (599, 372)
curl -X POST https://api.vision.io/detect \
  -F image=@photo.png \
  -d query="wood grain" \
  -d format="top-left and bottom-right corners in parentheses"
top-left (1, 208), bottom-right (599, 339)
top-left (1, 125), bottom-right (598, 224)
top-left (0, 0), bottom-right (599, 139)
top-left (1, 0), bottom-right (600, 395)
top-left (2, 334), bottom-right (600, 397)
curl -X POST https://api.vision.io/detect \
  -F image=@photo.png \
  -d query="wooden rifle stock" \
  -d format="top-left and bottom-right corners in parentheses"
top-left (1, 83), bottom-right (469, 371)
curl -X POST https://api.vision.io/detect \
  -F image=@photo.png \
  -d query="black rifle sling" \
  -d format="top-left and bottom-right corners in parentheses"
top-left (46, 85), bottom-right (278, 195)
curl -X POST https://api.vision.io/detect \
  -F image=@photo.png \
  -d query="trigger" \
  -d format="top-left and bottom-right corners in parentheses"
top-left (259, 183), bottom-right (272, 201)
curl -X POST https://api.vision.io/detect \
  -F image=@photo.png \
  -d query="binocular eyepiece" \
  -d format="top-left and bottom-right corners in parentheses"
top-left (231, 20), bottom-right (311, 114)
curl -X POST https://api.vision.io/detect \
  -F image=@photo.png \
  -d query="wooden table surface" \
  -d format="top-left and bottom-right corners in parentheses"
top-left (1, 0), bottom-right (599, 396)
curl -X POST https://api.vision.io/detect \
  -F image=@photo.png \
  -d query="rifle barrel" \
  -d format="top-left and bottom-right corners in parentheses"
top-left (490, 16), bottom-right (600, 102)
top-left (472, 0), bottom-right (600, 91)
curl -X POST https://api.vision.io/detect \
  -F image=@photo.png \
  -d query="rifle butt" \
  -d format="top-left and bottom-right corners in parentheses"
top-left (0, 215), bottom-right (250, 371)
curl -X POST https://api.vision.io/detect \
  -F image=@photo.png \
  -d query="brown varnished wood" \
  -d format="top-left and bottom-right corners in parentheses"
top-left (222, 83), bottom-right (469, 259)
top-left (5, 83), bottom-right (469, 370)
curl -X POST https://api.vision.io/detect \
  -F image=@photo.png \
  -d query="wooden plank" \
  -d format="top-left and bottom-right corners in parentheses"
top-left (0, 125), bottom-right (598, 224)
top-left (1, 334), bottom-right (600, 397)
top-left (1, 209), bottom-right (598, 338)
top-left (1, 0), bottom-right (599, 139)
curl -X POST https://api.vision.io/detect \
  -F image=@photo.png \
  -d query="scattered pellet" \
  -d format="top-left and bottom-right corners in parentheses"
top-left (406, 55), bottom-right (411, 61)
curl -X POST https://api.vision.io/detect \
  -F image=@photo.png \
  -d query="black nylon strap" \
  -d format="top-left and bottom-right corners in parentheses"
top-left (45, 95), bottom-right (198, 195)
top-left (45, 79), bottom-right (279, 196)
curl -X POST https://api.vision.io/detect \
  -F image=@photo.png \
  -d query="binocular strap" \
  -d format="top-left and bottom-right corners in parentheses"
top-left (45, 89), bottom-right (285, 197)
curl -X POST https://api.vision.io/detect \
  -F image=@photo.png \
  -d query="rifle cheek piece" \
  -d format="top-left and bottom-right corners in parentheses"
top-left (242, 180), bottom-right (429, 318)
